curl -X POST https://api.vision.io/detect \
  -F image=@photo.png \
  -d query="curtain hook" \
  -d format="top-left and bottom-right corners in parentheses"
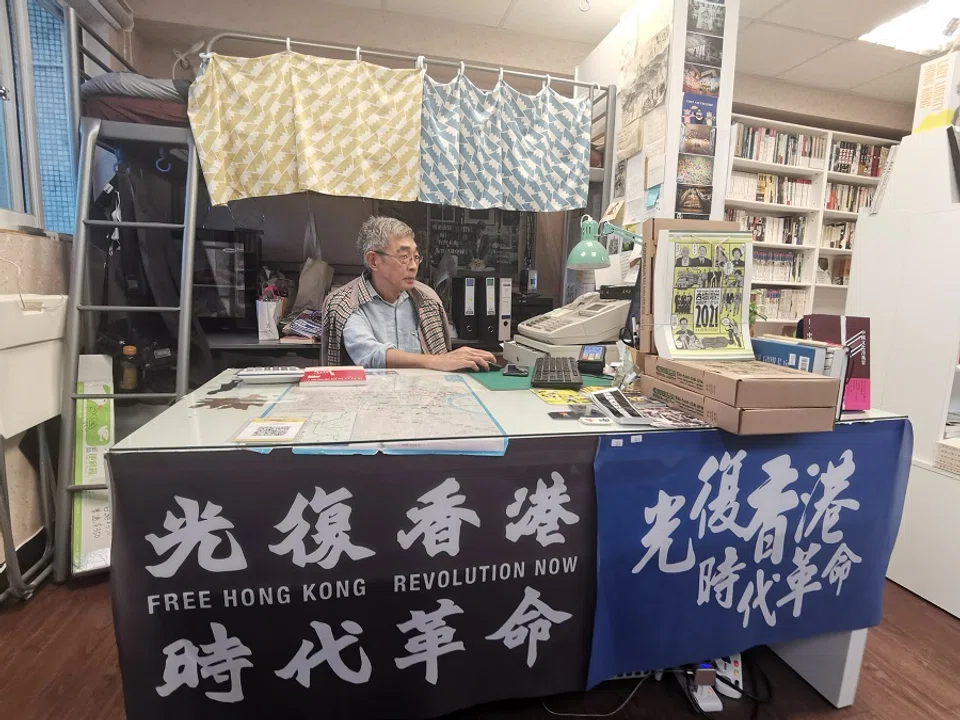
top-left (498, 67), bottom-right (504, 84)
top-left (416, 55), bottom-right (425, 71)
top-left (356, 46), bottom-right (362, 63)
top-left (459, 61), bottom-right (465, 77)
top-left (543, 74), bottom-right (552, 89)
top-left (592, 82), bottom-right (601, 93)
top-left (285, 37), bottom-right (291, 52)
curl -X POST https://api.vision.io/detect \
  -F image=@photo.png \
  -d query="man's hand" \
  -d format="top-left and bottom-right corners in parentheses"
top-left (429, 346), bottom-right (498, 372)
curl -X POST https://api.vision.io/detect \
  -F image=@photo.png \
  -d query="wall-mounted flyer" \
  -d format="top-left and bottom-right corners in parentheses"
top-left (654, 230), bottom-right (754, 360)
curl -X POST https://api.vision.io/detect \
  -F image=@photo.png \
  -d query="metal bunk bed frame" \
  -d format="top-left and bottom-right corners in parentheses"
top-left (53, 10), bottom-right (200, 583)
top-left (49, 26), bottom-right (617, 585)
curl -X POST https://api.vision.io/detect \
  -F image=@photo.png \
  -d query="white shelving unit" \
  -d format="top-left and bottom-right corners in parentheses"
top-left (723, 114), bottom-right (899, 324)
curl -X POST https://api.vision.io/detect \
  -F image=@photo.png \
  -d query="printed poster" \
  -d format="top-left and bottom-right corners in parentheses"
top-left (685, 32), bottom-right (723, 67)
top-left (656, 231), bottom-right (754, 360)
top-left (683, 63), bottom-right (721, 97)
top-left (687, 0), bottom-right (726, 37)
top-left (682, 93), bottom-right (718, 126)
top-left (620, 22), bottom-right (671, 127)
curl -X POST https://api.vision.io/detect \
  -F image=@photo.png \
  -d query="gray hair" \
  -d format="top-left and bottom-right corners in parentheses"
top-left (357, 216), bottom-right (415, 269)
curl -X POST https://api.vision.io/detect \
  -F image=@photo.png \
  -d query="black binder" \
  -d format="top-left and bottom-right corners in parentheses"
top-left (477, 276), bottom-right (499, 344)
top-left (452, 277), bottom-right (478, 340)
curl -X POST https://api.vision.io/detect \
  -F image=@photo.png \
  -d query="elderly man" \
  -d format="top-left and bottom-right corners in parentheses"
top-left (321, 216), bottom-right (497, 371)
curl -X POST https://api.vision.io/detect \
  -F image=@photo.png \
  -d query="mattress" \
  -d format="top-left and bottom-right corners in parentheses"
top-left (80, 72), bottom-right (190, 102)
top-left (83, 95), bottom-right (188, 127)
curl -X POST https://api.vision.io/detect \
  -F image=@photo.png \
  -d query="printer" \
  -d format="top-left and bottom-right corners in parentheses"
top-left (503, 292), bottom-right (629, 366)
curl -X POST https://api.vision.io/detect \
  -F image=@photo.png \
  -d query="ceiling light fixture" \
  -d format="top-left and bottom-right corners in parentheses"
top-left (860, 0), bottom-right (960, 56)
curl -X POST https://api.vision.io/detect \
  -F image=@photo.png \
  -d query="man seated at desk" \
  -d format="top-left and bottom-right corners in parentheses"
top-left (321, 216), bottom-right (497, 371)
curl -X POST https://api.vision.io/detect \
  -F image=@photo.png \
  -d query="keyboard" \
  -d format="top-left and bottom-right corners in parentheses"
top-left (531, 356), bottom-right (583, 390)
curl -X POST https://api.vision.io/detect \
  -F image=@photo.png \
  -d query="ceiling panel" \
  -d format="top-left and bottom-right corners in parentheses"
top-left (740, 0), bottom-right (788, 20)
top-left (854, 63), bottom-right (923, 102)
top-left (779, 40), bottom-right (925, 90)
top-left (384, 0), bottom-right (513, 27)
top-left (736, 22), bottom-right (840, 77)
top-left (762, 0), bottom-right (924, 40)
top-left (318, 0), bottom-right (385, 8)
top-left (501, 0), bottom-right (637, 43)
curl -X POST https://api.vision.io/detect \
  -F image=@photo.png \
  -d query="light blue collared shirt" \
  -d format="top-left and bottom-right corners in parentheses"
top-left (342, 279), bottom-right (421, 368)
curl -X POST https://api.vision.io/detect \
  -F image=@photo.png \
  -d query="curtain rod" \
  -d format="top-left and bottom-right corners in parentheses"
top-left (203, 32), bottom-right (607, 92)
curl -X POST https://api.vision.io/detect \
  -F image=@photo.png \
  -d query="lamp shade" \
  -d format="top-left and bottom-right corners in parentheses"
top-left (567, 215), bottom-right (611, 270)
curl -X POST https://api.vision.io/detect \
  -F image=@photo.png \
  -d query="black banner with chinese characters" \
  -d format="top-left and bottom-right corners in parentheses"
top-left (108, 436), bottom-right (597, 720)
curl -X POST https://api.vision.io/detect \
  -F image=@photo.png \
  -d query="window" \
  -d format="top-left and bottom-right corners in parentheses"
top-left (0, 0), bottom-right (75, 233)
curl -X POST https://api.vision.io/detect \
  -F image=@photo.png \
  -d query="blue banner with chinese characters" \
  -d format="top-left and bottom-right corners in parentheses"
top-left (587, 420), bottom-right (912, 686)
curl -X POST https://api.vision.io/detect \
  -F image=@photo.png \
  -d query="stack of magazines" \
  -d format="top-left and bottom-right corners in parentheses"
top-left (280, 308), bottom-right (323, 340)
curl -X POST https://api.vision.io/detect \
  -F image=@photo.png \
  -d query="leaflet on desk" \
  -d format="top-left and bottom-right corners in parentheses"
top-left (291, 437), bottom-right (508, 456)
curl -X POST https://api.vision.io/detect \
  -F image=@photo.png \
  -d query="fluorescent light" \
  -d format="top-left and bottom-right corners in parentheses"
top-left (860, 1), bottom-right (960, 56)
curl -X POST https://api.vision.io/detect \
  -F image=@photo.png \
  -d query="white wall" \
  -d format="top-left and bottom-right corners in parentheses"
top-left (733, 73), bottom-right (913, 135)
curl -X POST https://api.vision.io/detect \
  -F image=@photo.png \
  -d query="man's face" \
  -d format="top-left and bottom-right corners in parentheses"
top-left (681, 247), bottom-right (689, 258)
top-left (698, 247), bottom-right (707, 259)
top-left (733, 249), bottom-right (742, 260)
top-left (680, 318), bottom-right (688, 329)
top-left (369, 233), bottom-right (419, 293)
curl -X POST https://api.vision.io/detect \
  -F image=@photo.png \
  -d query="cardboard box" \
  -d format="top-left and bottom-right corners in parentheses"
top-left (638, 219), bottom-right (738, 352)
top-left (798, 314), bottom-right (870, 411)
top-left (644, 355), bottom-right (840, 409)
top-left (640, 375), bottom-right (835, 435)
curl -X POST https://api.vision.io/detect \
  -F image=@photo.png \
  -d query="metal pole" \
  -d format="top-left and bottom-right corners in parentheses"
top-left (175, 137), bottom-right (200, 398)
top-left (203, 32), bottom-right (597, 90)
top-left (601, 85), bottom-right (617, 211)
top-left (10, 0), bottom-right (43, 225)
top-left (65, 8), bottom-right (81, 167)
top-left (73, 16), bottom-right (136, 72)
top-left (0, 435), bottom-right (27, 599)
top-left (54, 117), bottom-right (101, 584)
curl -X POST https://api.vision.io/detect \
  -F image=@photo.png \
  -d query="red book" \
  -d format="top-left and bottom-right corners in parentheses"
top-left (299, 366), bottom-right (367, 387)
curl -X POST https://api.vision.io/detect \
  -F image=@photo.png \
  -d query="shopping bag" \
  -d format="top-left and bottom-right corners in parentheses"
top-left (256, 298), bottom-right (283, 341)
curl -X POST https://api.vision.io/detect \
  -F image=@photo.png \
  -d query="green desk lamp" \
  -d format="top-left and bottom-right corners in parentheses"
top-left (567, 215), bottom-right (611, 270)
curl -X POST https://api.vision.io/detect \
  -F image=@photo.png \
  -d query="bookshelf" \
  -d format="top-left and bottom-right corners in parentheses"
top-left (724, 114), bottom-right (899, 323)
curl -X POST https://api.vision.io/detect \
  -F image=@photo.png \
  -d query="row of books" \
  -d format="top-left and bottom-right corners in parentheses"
top-left (830, 142), bottom-right (890, 178)
top-left (752, 335), bottom-right (848, 414)
top-left (817, 256), bottom-right (850, 286)
top-left (754, 288), bottom-right (807, 321)
top-left (732, 123), bottom-right (827, 169)
top-left (725, 209), bottom-right (808, 245)
top-left (825, 183), bottom-right (875, 213)
top-left (730, 172), bottom-right (815, 207)
top-left (753, 250), bottom-right (805, 283)
top-left (821, 222), bottom-right (856, 250)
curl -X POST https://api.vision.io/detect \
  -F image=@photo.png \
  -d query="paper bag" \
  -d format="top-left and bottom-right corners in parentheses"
top-left (256, 299), bottom-right (282, 341)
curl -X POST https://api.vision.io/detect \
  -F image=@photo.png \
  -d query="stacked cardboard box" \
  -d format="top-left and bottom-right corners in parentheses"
top-left (641, 355), bottom-right (840, 435)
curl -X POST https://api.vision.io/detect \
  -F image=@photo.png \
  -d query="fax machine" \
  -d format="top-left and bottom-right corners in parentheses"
top-left (503, 292), bottom-right (629, 366)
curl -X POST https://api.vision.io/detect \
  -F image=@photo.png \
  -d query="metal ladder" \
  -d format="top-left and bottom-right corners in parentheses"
top-left (53, 117), bottom-right (200, 583)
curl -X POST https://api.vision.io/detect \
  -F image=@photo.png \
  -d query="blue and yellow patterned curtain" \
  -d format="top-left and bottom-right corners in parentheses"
top-left (419, 75), bottom-right (591, 212)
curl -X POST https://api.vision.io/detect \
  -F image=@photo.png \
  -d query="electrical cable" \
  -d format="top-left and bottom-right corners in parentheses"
top-left (541, 675), bottom-right (648, 718)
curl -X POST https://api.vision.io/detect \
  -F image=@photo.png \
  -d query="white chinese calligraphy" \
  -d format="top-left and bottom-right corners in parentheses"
top-left (632, 490), bottom-right (695, 574)
top-left (822, 542), bottom-right (863, 595)
top-left (276, 620), bottom-right (372, 687)
top-left (397, 478), bottom-right (480, 558)
top-left (698, 547), bottom-right (746, 609)
top-left (795, 451), bottom-right (860, 545)
top-left (394, 599), bottom-right (465, 685)
top-left (145, 496), bottom-right (246, 578)
top-left (737, 569), bottom-right (779, 629)
top-left (740, 455), bottom-right (800, 566)
top-left (486, 586), bottom-right (572, 667)
top-left (269, 487), bottom-right (375, 569)
top-left (505, 472), bottom-right (580, 547)
top-left (690, 451), bottom-right (747, 539)
top-left (156, 622), bottom-right (252, 703)
top-left (777, 544), bottom-right (823, 617)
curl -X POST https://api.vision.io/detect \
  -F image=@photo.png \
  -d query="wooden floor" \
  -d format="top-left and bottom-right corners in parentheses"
top-left (1, 579), bottom-right (958, 720)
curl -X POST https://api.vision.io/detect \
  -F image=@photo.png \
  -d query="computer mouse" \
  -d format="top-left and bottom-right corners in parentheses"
top-left (460, 363), bottom-right (501, 373)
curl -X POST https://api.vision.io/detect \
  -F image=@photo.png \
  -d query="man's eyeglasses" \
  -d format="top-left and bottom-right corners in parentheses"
top-left (377, 251), bottom-right (422, 266)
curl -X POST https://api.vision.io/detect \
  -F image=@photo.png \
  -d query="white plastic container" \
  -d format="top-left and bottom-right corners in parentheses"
top-left (0, 294), bottom-right (67, 437)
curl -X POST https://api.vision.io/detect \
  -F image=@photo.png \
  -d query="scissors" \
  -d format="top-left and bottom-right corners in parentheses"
top-left (619, 318), bottom-right (639, 349)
